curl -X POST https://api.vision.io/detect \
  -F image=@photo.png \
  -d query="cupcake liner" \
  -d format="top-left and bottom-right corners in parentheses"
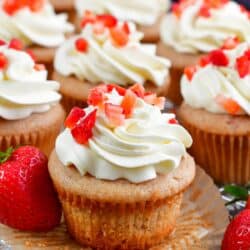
top-left (181, 121), bottom-right (250, 184)
top-left (0, 166), bottom-right (228, 250)
top-left (0, 104), bottom-right (65, 157)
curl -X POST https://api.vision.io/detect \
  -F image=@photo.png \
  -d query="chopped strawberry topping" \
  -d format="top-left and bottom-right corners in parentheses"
top-left (9, 38), bottom-right (23, 51)
top-left (80, 10), bottom-right (96, 28)
top-left (97, 14), bottom-right (117, 28)
top-left (199, 4), bottom-right (211, 17)
top-left (88, 85), bottom-right (108, 106)
top-left (65, 107), bottom-right (86, 129)
top-left (105, 103), bottom-right (125, 126)
top-left (221, 37), bottom-right (240, 50)
top-left (143, 92), bottom-right (157, 105)
top-left (75, 38), bottom-right (88, 53)
top-left (129, 83), bottom-right (145, 98)
top-left (34, 64), bottom-right (45, 71)
top-left (172, 3), bottom-right (182, 18)
top-left (0, 53), bottom-right (8, 69)
top-left (121, 90), bottom-right (137, 117)
top-left (110, 26), bottom-right (129, 47)
top-left (122, 22), bottom-right (130, 35)
top-left (107, 84), bottom-right (126, 96)
top-left (209, 49), bottom-right (229, 66)
top-left (25, 49), bottom-right (36, 61)
top-left (236, 54), bottom-right (250, 78)
top-left (0, 40), bottom-right (6, 46)
top-left (28, 0), bottom-right (44, 12)
top-left (71, 109), bottom-right (97, 144)
top-left (215, 95), bottom-right (241, 115)
top-left (184, 65), bottom-right (197, 81)
top-left (199, 55), bottom-right (210, 67)
top-left (168, 118), bottom-right (178, 124)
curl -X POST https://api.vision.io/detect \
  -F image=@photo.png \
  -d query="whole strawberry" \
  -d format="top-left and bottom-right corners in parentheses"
top-left (222, 209), bottom-right (250, 250)
top-left (0, 146), bottom-right (62, 231)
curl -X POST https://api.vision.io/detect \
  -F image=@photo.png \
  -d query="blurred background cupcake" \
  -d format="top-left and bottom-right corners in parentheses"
top-left (0, 40), bottom-right (65, 156)
top-left (0, 0), bottom-right (74, 70)
top-left (177, 42), bottom-right (250, 184)
top-left (53, 12), bottom-right (171, 112)
top-left (158, 0), bottom-right (250, 104)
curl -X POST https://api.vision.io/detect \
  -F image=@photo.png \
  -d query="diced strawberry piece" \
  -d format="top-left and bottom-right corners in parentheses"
top-left (71, 109), bottom-right (97, 144)
top-left (172, 3), bottom-right (182, 18)
top-left (129, 83), bottom-right (145, 98)
top-left (25, 49), bottom-right (36, 61)
top-left (122, 22), bottom-right (130, 35)
top-left (97, 14), bottom-right (117, 28)
top-left (209, 49), bottom-right (229, 66)
top-left (143, 92), bottom-right (157, 105)
top-left (184, 66), bottom-right (197, 81)
top-left (0, 40), bottom-right (6, 46)
top-left (199, 4), bottom-right (211, 17)
top-left (168, 118), bottom-right (178, 124)
top-left (0, 52), bottom-right (8, 69)
top-left (110, 27), bottom-right (129, 47)
top-left (75, 38), bottom-right (88, 53)
top-left (215, 95), bottom-right (241, 115)
top-left (199, 55), bottom-right (210, 67)
top-left (121, 90), bottom-right (137, 117)
top-left (34, 64), bottom-right (45, 71)
top-left (244, 49), bottom-right (250, 60)
top-left (88, 85), bottom-right (108, 106)
top-left (28, 0), bottom-right (44, 12)
top-left (3, 0), bottom-right (22, 15)
top-left (221, 37), bottom-right (239, 50)
top-left (80, 10), bottom-right (96, 28)
top-left (236, 55), bottom-right (250, 78)
top-left (65, 107), bottom-right (86, 129)
top-left (9, 38), bottom-right (23, 50)
top-left (105, 103), bottom-right (125, 126)
top-left (154, 97), bottom-right (166, 110)
top-left (107, 84), bottom-right (126, 96)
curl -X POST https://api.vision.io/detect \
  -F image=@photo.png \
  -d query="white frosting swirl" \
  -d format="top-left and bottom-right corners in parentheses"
top-left (161, 0), bottom-right (250, 53)
top-left (74, 0), bottom-right (169, 26)
top-left (55, 23), bottom-right (170, 87)
top-left (0, 1), bottom-right (74, 47)
top-left (181, 43), bottom-right (250, 115)
top-left (56, 90), bottom-right (192, 183)
top-left (0, 45), bottom-right (61, 120)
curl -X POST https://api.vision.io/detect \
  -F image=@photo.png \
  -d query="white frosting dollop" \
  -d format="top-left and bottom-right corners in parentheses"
top-left (56, 90), bottom-right (192, 183)
top-left (0, 1), bottom-right (74, 47)
top-left (55, 23), bottom-right (170, 87)
top-left (0, 45), bottom-right (61, 120)
top-left (74, 0), bottom-right (169, 26)
top-left (181, 43), bottom-right (250, 115)
top-left (161, 0), bottom-right (250, 53)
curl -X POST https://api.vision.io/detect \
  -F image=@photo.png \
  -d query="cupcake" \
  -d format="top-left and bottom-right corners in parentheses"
top-left (0, 0), bottom-right (74, 68)
top-left (48, 83), bottom-right (195, 249)
top-left (73, 0), bottom-right (170, 43)
top-left (53, 13), bottom-right (171, 112)
top-left (177, 42), bottom-right (250, 184)
top-left (158, 0), bottom-right (250, 104)
top-left (0, 40), bottom-right (65, 156)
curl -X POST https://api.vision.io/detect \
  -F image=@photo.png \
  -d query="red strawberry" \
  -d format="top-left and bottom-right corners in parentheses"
top-left (110, 26), bottom-right (129, 47)
top-left (168, 118), bottom-right (178, 124)
top-left (104, 103), bottom-right (125, 126)
top-left (199, 55), bottom-right (210, 67)
top-left (3, 0), bottom-right (23, 15)
top-left (236, 55), bottom-right (250, 78)
top-left (65, 107), bottom-right (86, 129)
top-left (28, 0), bottom-right (44, 12)
top-left (129, 83), bottom-right (145, 98)
top-left (199, 4), bottom-right (211, 17)
top-left (209, 49), bottom-right (229, 66)
top-left (75, 38), bottom-right (88, 53)
top-left (0, 52), bottom-right (8, 69)
top-left (88, 85), bottom-right (108, 106)
top-left (107, 84), bottom-right (126, 96)
top-left (184, 65), bottom-right (197, 81)
top-left (221, 37), bottom-right (239, 50)
top-left (0, 40), bottom-right (6, 46)
top-left (122, 22), bottom-right (130, 35)
top-left (80, 11), bottom-right (96, 28)
top-left (97, 14), bottom-right (117, 28)
top-left (0, 146), bottom-right (62, 231)
top-left (222, 209), bottom-right (250, 250)
top-left (121, 89), bottom-right (137, 117)
top-left (71, 109), bottom-right (97, 144)
top-left (9, 38), bottom-right (23, 51)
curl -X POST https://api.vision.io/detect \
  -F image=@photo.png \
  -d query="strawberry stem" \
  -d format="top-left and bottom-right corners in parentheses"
top-left (0, 147), bottom-right (13, 163)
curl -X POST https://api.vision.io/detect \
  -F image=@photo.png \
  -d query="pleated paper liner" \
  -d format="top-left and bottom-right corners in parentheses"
top-left (0, 166), bottom-right (229, 250)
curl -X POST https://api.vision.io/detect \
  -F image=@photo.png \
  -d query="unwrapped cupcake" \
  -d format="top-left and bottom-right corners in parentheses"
top-left (158, 0), bottom-right (250, 104)
top-left (178, 42), bottom-right (250, 184)
top-left (0, 0), bottom-right (74, 67)
top-left (53, 12), bottom-right (171, 112)
top-left (73, 0), bottom-right (170, 42)
top-left (0, 39), bottom-right (65, 156)
top-left (49, 83), bottom-right (195, 249)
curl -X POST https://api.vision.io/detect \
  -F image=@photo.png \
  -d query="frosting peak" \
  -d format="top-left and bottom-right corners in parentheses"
top-left (181, 42), bottom-right (250, 115)
top-left (56, 84), bottom-right (192, 183)
top-left (0, 40), bottom-right (61, 120)
top-left (55, 12), bottom-right (170, 87)
top-left (161, 0), bottom-right (250, 53)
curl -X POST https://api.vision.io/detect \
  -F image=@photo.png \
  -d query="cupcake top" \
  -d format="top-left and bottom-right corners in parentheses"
top-left (0, 39), bottom-right (61, 120)
top-left (56, 83), bottom-right (192, 183)
top-left (161, 0), bottom-right (250, 53)
top-left (181, 41), bottom-right (250, 115)
top-left (74, 0), bottom-right (169, 26)
top-left (54, 12), bottom-right (170, 87)
top-left (0, 0), bottom-right (74, 47)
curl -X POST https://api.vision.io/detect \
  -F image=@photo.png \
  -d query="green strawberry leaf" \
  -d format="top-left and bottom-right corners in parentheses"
top-left (224, 184), bottom-right (249, 201)
top-left (0, 147), bottom-right (13, 164)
